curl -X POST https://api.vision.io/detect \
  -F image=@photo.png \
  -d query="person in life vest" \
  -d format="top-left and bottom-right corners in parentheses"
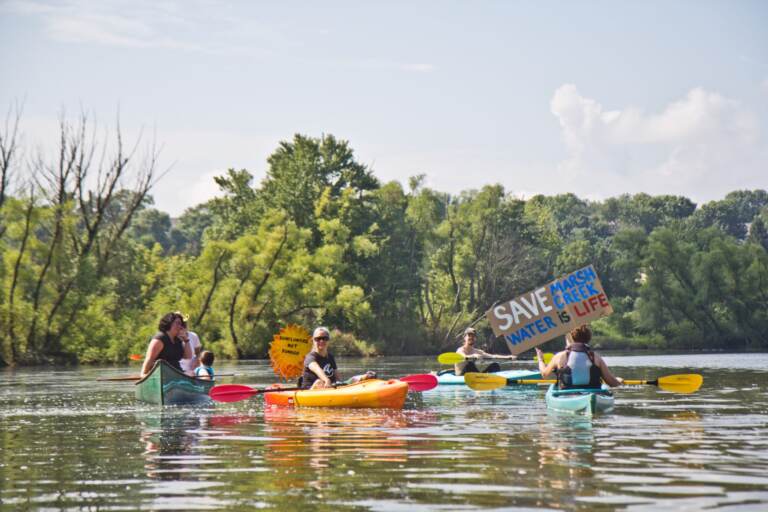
top-left (454, 327), bottom-right (517, 376)
top-left (535, 324), bottom-right (623, 389)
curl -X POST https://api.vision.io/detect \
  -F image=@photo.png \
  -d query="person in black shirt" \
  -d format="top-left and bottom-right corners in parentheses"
top-left (140, 312), bottom-right (193, 377)
top-left (300, 327), bottom-right (338, 389)
top-left (299, 327), bottom-right (375, 389)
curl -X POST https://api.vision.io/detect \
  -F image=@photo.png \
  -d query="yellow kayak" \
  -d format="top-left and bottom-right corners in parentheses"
top-left (264, 379), bottom-right (409, 409)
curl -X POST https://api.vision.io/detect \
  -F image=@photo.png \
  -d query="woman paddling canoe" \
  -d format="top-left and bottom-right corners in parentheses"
top-left (535, 324), bottom-right (623, 389)
top-left (140, 312), bottom-right (193, 378)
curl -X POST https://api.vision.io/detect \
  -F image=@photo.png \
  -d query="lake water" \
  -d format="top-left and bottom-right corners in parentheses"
top-left (1, 353), bottom-right (766, 511)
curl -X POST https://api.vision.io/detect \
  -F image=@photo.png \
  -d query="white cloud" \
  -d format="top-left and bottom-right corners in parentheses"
top-left (550, 84), bottom-right (766, 201)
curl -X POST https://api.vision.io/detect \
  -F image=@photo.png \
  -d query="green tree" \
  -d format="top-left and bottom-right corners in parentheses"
top-left (260, 134), bottom-right (378, 237)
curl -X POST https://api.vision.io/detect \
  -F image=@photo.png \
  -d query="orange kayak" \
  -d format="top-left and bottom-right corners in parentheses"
top-left (264, 379), bottom-right (409, 409)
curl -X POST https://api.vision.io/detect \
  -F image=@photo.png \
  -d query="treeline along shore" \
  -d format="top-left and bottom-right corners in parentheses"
top-left (1, 112), bottom-right (767, 366)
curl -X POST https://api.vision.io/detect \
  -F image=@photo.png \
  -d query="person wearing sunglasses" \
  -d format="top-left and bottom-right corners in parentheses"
top-left (299, 327), bottom-right (375, 389)
top-left (298, 327), bottom-right (338, 389)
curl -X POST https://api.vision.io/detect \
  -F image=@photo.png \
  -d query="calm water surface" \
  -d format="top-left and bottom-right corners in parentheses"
top-left (1, 353), bottom-right (767, 511)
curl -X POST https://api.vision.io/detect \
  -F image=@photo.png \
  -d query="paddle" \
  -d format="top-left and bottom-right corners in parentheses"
top-left (97, 373), bottom-right (236, 382)
top-left (209, 373), bottom-right (439, 403)
top-left (464, 372), bottom-right (703, 394)
top-left (436, 352), bottom-right (524, 364)
top-left (399, 373), bottom-right (438, 392)
top-left (437, 352), bottom-right (551, 365)
top-left (210, 384), bottom-right (302, 402)
top-left (129, 354), bottom-right (143, 361)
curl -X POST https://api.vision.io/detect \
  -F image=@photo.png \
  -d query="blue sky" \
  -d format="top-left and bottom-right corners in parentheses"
top-left (1, 0), bottom-right (766, 216)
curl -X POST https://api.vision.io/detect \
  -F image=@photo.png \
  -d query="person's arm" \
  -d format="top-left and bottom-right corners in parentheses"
top-left (473, 349), bottom-right (492, 359)
top-left (454, 347), bottom-right (467, 374)
top-left (470, 348), bottom-right (517, 361)
top-left (178, 329), bottom-right (193, 360)
top-left (536, 348), bottom-right (563, 378)
top-left (308, 361), bottom-right (333, 388)
top-left (181, 338), bottom-right (193, 360)
top-left (141, 339), bottom-right (163, 377)
top-left (191, 333), bottom-right (202, 365)
top-left (595, 355), bottom-right (623, 387)
top-left (492, 352), bottom-right (517, 360)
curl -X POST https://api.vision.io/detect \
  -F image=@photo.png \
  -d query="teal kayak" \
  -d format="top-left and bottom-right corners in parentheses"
top-left (436, 369), bottom-right (541, 385)
top-left (545, 384), bottom-right (614, 415)
top-left (134, 360), bottom-right (213, 405)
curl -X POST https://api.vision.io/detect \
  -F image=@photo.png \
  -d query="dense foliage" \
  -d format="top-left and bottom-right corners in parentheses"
top-left (1, 115), bottom-right (767, 365)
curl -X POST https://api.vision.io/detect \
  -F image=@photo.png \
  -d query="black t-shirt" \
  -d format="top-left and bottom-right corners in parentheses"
top-left (300, 351), bottom-right (337, 389)
top-left (153, 332), bottom-right (184, 371)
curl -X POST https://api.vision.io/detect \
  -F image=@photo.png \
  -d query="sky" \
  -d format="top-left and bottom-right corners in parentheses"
top-left (1, 0), bottom-right (766, 217)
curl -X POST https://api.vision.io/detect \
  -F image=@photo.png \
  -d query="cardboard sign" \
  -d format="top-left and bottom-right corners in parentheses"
top-left (268, 324), bottom-right (311, 380)
top-left (486, 265), bottom-right (613, 355)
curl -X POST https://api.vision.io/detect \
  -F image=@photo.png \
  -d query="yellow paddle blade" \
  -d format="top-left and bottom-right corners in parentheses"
top-left (437, 352), bottom-right (465, 365)
top-left (623, 374), bottom-right (703, 394)
top-left (534, 352), bottom-right (554, 364)
top-left (464, 372), bottom-right (507, 391)
top-left (657, 374), bottom-right (703, 393)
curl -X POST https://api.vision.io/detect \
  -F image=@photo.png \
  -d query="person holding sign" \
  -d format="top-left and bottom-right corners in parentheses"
top-left (535, 324), bottom-right (623, 389)
top-left (299, 327), bottom-right (376, 389)
top-left (455, 327), bottom-right (517, 376)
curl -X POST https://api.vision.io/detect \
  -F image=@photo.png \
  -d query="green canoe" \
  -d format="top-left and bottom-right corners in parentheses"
top-left (545, 384), bottom-right (614, 415)
top-left (135, 360), bottom-right (214, 405)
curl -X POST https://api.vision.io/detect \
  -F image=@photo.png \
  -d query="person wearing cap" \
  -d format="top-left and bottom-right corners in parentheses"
top-left (455, 327), bottom-right (517, 376)
top-left (299, 327), bottom-right (375, 389)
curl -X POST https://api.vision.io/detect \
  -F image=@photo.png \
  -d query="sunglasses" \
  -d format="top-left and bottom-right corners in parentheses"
top-left (314, 336), bottom-right (329, 341)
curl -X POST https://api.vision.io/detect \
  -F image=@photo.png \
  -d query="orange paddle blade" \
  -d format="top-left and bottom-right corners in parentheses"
top-left (129, 354), bottom-right (143, 361)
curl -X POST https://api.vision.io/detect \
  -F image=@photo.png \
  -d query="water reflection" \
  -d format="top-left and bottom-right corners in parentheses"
top-left (0, 355), bottom-right (767, 510)
top-left (140, 410), bottom-right (204, 478)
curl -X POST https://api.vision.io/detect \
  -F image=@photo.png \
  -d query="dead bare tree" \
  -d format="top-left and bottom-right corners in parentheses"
top-left (0, 103), bottom-right (22, 237)
top-left (25, 115), bottom-right (83, 353)
top-left (29, 112), bottom-right (161, 355)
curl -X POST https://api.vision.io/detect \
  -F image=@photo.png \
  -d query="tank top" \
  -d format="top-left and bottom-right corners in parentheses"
top-left (557, 343), bottom-right (603, 389)
top-left (153, 332), bottom-right (184, 371)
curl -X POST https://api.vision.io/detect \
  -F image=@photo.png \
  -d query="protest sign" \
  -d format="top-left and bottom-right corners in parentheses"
top-left (486, 265), bottom-right (612, 355)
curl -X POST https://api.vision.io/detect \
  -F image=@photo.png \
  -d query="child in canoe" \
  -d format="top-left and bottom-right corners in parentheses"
top-left (194, 350), bottom-right (215, 381)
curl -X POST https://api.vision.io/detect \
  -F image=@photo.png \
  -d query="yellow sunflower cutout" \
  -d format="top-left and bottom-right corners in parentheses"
top-left (268, 324), bottom-right (312, 380)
